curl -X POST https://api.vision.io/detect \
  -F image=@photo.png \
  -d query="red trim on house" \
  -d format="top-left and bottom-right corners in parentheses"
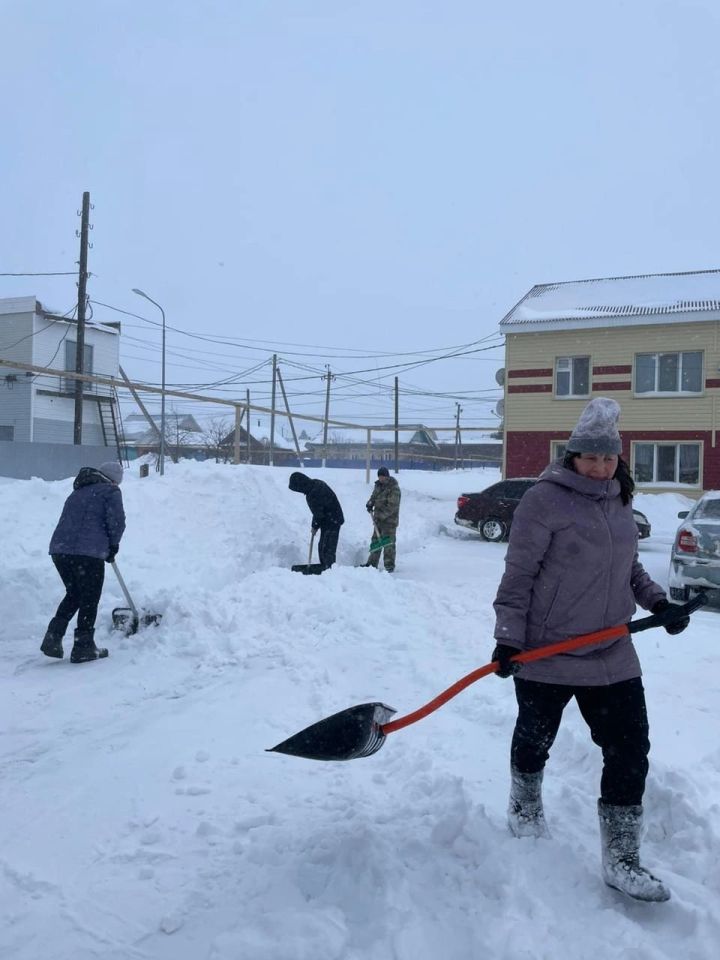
top-left (508, 383), bottom-right (553, 394)
top-left (507, 368), bottom-right (553, 378)
top-left (705, 379), bottom-right (720, 389)
top-left (506, 430), bottom-right (720, 491)
top-left (592, 365), bottom-right (632, 375)
top-left (590, 381), bottom-right (631, 391)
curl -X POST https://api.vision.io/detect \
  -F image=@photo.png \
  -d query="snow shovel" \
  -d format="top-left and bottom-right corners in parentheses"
top-left (369, 522), bottom-right (393, 555)
top-left (291, 529), bottom-right (324, 576)
top-left (267, 594), bottom-right (706, 761)
top-left (110, 561), bottom-right (163, 636)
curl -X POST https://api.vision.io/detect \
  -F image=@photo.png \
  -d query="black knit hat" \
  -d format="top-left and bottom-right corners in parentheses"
top-left (377, 466), bottom-right (389, 477)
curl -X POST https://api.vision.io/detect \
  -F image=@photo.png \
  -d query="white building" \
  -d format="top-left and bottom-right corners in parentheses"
top-left (0, 295), bottom-right (121, 448)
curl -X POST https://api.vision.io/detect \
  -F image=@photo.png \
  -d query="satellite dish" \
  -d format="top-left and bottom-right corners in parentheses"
top-left (495, 368), bottom-right (505, 386)
top-left (495, 399), bottom-right (505, 418)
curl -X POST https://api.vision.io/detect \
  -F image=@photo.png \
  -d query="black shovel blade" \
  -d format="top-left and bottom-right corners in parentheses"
top-left (268, 702), bottom-right (396, 761)
top-left (291, 563), bottom-right (325, 575)
top-left (112, 607), bottom-right (162, 636)
top-left (112, 606), bottom-right (139, 635)
top-left (141, 613), bottom-right (163, 629)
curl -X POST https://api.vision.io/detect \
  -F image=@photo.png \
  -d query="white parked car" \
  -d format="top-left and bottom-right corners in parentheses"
top-left (668, 490), bottom-right (720, 604)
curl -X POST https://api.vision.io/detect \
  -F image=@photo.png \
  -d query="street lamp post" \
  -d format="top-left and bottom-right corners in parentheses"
top-left (131, 288), bottom-right (166, 476)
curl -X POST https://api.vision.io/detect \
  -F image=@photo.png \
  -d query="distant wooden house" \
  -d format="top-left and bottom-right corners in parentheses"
top-left (123, 412), bottom-right (208, 462)
top-left (218, 424), bottom-right (299, 465)
top-left (303, 426), bottom-right (501, 470)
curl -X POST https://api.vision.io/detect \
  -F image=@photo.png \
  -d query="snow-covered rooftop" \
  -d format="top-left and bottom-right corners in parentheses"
top-left (501, 269), bottom-right (720, 333)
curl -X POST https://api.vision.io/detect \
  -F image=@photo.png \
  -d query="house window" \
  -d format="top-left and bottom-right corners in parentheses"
top-left (63, 340), bottom-right (94, 394)
top-left (0, 425), bottom-right (14, 440)
top-left (634, 351), bottom-right (702, 395)
top-left (555, 356), bottom-right (590, 397)
top-left (633, 442), bottom-right (700, 486)
top-left (551, 441), bottom-right (567, 460)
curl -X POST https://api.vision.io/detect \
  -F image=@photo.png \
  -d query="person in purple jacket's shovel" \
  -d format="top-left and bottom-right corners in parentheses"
top-left (491, 397), bottom-right (689, 903)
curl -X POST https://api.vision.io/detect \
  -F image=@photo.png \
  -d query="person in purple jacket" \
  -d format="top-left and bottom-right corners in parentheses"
top-left (492, 398), bottom-right (689, 902)
top-left (41, 461), bottom-right (126, 664)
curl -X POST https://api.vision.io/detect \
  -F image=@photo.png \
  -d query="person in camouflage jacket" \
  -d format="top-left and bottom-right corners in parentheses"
top-left (365, 467), bottom-right (401, 571)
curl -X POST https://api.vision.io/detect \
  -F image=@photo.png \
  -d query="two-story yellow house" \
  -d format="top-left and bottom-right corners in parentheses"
top-left (499, 269), bottom-right (720, 494)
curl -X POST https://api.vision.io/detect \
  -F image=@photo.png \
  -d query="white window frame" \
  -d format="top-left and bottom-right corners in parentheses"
top-left (551, 441), bottom-right (566, 460)
top-left (63, 340), bottom-right (95, 395)
top-left (633, 350), bottom-right (703, 397)
top-left (554, 355), bottom-right (590, 399)
top-left (631, 441), bottom-right (702, 488)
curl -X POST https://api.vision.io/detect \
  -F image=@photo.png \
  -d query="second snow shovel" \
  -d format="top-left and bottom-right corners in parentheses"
top-left (369, 522), bottom-right (393, 555)
top-left (110, 561), bottom-right (163, 635)
top-left (267, 594), bottom-right (706, 761)
top-left (291, 529), bottom-right (324, 575)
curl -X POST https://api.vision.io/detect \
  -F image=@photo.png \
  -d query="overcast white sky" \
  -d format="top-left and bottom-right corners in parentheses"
top-left (2, 0), bottom-right (719, 434)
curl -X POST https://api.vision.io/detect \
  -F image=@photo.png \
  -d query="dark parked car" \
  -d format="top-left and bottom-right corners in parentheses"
top-left (668, 491), bottom-right (720, 603)
top-left (455, 478), bottom-right (651, 543)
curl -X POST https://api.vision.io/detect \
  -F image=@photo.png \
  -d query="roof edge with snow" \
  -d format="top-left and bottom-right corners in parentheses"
top-left (500, 268), bottom-right (720, 333)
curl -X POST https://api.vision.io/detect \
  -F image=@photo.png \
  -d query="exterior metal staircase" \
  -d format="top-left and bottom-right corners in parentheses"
top-left (96, 388), bottom-right (129, 465)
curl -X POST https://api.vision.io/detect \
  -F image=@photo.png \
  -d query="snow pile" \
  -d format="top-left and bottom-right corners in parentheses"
top-left (1, 463), bottom-right (719, 960)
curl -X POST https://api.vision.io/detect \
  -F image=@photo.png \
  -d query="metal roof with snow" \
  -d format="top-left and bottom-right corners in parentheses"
top-left (500, 268), bottom-right (720, 333)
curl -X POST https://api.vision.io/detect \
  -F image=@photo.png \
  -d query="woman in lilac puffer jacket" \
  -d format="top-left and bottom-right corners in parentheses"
top-left (491, 398), bottom-right (688, 903)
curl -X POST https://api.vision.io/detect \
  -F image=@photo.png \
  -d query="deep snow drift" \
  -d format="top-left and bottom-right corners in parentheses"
top-left (1, 462), bottom-right (719, 960)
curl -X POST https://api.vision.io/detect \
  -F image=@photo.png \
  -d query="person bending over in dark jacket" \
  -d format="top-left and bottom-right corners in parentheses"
top-left (42, 461), bottom-right (126, 663)
top-left (491, 398), bottom-right (689, 903)
top-left (288, 472), bottom-right (344, 570)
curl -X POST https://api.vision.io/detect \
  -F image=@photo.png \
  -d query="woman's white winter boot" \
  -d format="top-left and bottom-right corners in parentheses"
top-left (598, 800), bottom-right (670, 902)
top-left (508, 767), bottom-right (550, 838)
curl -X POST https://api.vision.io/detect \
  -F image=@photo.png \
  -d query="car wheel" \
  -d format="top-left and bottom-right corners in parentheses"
top-left (480, 518), bottom-right (507, 542)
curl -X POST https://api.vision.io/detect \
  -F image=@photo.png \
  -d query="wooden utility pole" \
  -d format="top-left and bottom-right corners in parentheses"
top-left (73, 191), bottom-right (91, 444)
top-left (233, 404), bottom-right (243, 464)
top-left (269, 354), bottom-right (277, 466)
top-left (276, 366), bottom-right (303, 466)
top-left (119, 366), bottom-right (160, 439)
top-left (394, 376), bottom-right (399, 474)
top-left (322, 366), bottom-right (333, 468)
top-left (246, 388), bottom-right (251, 464)
top-left (455, 402), bottom-right (462, 469)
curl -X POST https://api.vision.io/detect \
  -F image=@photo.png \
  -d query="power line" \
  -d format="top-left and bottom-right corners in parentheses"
top-left (0, 271), bottom-right (77, 276)
top-left (90, 296), bottom-right (504, 362)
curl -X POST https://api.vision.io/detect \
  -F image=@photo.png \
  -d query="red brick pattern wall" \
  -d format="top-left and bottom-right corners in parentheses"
top-left (506, 430), bottom-right (720, 490)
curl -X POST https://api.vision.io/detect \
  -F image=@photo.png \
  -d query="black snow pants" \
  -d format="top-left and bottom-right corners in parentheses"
top-left (317, 524), bottom-right (340, 570)
top-left (52, 554), bottom-right (106, 633)
top-left (511, 677), bottom-right (650, 807)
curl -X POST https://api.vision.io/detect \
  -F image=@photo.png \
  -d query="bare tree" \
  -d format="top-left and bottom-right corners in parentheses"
top-left (165, 412), bottom-right (195, 464)
top-left (202, 417), bottom-right (232, 463)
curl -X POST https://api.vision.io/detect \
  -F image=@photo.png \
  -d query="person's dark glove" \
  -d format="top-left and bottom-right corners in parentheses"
top-left (106, 544), bottom-right (119, 564)
top-left (651, 598), bottom-right (690, 635)
top-left (311, 522), bottom-right (319, 533)
top-left (491, 644), bottom-right (522, 678)
top-left (366, 502), bottom-right (374, 514)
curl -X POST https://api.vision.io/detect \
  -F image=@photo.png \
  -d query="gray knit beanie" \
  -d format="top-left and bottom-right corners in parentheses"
top-left (566, 398), bottom-right (622, 455)
top-left (99, 461), bottom-right (124, 484)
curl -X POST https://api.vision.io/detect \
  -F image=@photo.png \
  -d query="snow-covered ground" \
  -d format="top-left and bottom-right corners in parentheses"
top-left (1, 463), bottom-right (719, 960)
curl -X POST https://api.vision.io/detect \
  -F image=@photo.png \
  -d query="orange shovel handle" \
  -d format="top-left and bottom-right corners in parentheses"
top-left (381, 622), bottom-right (630, 736)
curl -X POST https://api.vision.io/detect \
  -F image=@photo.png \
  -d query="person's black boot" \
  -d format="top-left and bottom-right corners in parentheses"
top-left (70, 628), bottom-right (109, 664)
top-left (508, 766), bottom-right (550, 838)
top-left (598, 800), bottom-right (671, 902)
top-left (40, 617), bottom-right (68, 659)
